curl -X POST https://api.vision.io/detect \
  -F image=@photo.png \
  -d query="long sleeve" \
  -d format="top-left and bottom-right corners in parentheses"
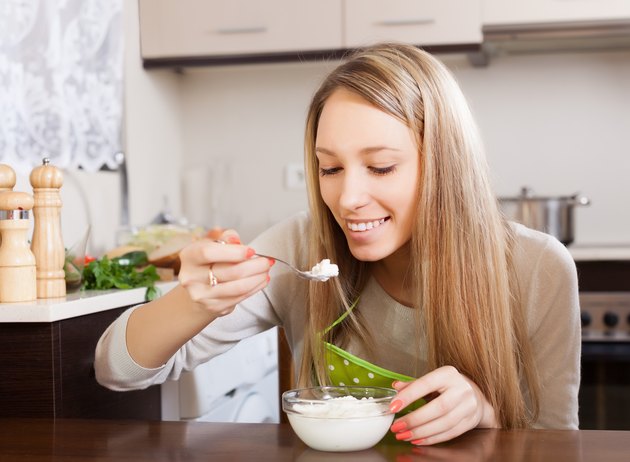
top-left (94, 212), bottom-right (311, 391)
top-left (513, 224), bottom-right (581, 429)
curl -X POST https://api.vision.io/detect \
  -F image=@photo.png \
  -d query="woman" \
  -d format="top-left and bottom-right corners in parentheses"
top-left (95, 43), bottom-right (580, 445)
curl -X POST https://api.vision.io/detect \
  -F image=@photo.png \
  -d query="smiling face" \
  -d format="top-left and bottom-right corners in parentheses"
top-left (315, 88), bottom-right (420, 264)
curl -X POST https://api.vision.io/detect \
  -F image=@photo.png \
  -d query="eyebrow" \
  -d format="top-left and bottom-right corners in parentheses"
top-left (315, 146), bottom-right (402, 156)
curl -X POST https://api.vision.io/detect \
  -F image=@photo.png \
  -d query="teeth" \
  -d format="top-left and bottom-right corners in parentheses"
top-left (347, 218), bottom-right (386, 232)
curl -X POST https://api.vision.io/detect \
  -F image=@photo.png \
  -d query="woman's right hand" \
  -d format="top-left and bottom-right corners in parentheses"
top-left (177, 231), bottom-right (273, 318)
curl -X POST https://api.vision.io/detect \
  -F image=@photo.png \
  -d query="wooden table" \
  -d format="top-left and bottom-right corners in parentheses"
top-left (1, 419), bottom-right (628, 461)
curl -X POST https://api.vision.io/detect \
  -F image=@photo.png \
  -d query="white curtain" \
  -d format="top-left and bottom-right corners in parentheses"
top-left (0, 0), bottom-right (124, 174)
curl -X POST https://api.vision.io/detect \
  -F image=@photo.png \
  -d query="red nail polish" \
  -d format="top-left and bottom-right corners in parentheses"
top-left (246, 248), bottom-right (255, 258)
top-left (389, 399), bottom-right (403, 413)
top-left (266, 274), bottom-right (271, 282)
top-left (411, 439), bottom-right (425, 445)
top-left (227, 236), bottom-right (241, 244)
top-left (395, 431), bottom-right (413, 441)
top-left (390, 421), bottom-right (407, 433)
top-left (268, 258), bottom-right (275, 266)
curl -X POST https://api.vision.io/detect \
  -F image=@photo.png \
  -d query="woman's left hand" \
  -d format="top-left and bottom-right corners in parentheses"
top-left (389, 365), bottom-right (498, 446)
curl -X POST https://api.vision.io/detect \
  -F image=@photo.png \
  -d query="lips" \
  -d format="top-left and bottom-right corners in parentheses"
top-left (346, 218), bottom-right (388, 232)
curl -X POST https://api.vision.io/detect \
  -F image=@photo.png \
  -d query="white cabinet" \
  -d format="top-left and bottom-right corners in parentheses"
top-left (139, 0), bottom-right (342, 59)
top-left (139, 0), bottom-right (482, 63)
top-left (483, 0), bottom-right (630, 26)
top-left (344, 0), bottom-right (482, 48)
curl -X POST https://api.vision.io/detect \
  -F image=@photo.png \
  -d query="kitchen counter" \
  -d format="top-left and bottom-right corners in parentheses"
top-left (0, 281), bottom-right (177, 323)
top-left (0, 283), bottom-right (178, 420)
top-left (1, 418), bottom-right (629, 461)
top-left (569, 244), bottom-right (630, 261)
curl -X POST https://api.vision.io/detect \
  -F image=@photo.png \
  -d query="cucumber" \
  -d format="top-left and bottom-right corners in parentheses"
top-left (112, 250), bottom-right (149, 267)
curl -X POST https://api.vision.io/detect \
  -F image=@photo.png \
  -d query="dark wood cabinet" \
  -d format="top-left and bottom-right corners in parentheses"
top-left (0, 307), bottom-right (161, 420)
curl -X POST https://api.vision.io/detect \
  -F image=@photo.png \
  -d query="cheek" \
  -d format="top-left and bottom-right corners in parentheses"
top-left (393, 173), bottom-right (420, 219)
top-left (318, 180), bottom-right (336, 210)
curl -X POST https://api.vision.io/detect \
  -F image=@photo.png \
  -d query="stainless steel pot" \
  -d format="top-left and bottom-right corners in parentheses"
top-left (499, 187), bottom-right (590, 245)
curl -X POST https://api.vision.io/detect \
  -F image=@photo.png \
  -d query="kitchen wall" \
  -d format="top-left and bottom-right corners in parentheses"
top-left (117, 3), bottom-right (630, 254)
top-left (173, 50), bottom-right (630, 245)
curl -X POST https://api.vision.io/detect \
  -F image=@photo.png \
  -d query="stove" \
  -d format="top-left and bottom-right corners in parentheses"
top-left (580, 292), bottom-right (630, 342)
top-left (573, 251), bottom-right (630, 430)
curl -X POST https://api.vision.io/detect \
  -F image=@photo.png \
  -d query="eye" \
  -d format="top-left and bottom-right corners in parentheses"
top-left (369, 165), bottom-right (396, 176)
top-left (319, 167), bottom-right (342, 176)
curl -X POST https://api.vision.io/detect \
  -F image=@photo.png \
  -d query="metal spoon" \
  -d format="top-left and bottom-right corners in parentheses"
top-left (255, 254), bottom-right (337, 282)
top-left (212, 240), bottom-right (337, 282)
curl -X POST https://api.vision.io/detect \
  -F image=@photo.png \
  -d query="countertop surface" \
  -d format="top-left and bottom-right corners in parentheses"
top-left (569, 244), bottom-right (630, 261)
top-left (1, 243), bottom-right (629, 324)
top-left (1, 419), bottom-right (629, 462)
top-left (0, 282), bottom-right (177, 323)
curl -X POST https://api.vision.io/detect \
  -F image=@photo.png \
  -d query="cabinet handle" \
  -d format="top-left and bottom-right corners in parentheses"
top-left (374, 18), bottom-right (435, 27)
top-left (214, 26), bottom-right (268, 35)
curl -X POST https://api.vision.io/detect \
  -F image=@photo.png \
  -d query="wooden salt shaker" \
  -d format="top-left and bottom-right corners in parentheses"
top-left (0, 191), bottom-right (37, 302)
top-left (0, 164), bottom-right (16, 192)
top-left (30, 158), bottom-right (66, 298)
top-left (0, 164), bottom-right (17, 247)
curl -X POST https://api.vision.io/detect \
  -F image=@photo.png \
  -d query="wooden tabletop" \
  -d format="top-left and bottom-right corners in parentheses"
top-left (0, 418), bottom-right (628, 462)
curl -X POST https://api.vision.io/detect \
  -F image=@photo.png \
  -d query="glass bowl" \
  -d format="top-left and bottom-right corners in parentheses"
top-left (282, 386), bottom-right (396, 452)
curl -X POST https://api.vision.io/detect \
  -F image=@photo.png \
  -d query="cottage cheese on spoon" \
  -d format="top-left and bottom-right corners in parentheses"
top-left (310, 259), bottom-right (339, 281)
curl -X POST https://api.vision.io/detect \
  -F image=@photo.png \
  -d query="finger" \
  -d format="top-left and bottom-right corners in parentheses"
top-left (392, 366), bottom-right (459, 412)
top-left (184, 264), bottom-right (269, 302)
top-left (206, 271), bottom-right (270, 300)
top-left (187, 273), bottom-right (269, 308)
top-left (220, 229), bottom-right (241, 245)
top-left (409, 418), bottom-right (473, 446)
top-left (402, 406), bottom-right (465, 443)
top-left (392, 380), bottom-right (412, 390)
top-left (396, 386), bottom-right (478, 445)
top-left (180, 254), bottom-right (271, 289)
top-left (194, 275), bottom-right (270, 316)
top-left (179, 240), bottom-right (255, 269)
top-left (211, 255), bottom-right (273, 284)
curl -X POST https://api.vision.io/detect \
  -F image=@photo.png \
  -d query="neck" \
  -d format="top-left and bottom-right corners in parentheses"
top-left (371, 243), bottom-right (415, 307)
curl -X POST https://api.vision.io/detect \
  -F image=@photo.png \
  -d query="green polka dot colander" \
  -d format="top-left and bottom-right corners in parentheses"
top-left (324, 341), bottom-right (426, 415)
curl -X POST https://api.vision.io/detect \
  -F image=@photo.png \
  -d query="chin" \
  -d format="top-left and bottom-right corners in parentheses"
top-left (347, 245), bottom-right (387, 262)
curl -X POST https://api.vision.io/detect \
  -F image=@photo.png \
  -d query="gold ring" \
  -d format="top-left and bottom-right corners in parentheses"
top-left (208, 266), bottom-right (218, 287)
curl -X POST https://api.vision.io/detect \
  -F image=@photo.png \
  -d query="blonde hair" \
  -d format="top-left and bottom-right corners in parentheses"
top-left (299, 43), bottom-right (539, 428)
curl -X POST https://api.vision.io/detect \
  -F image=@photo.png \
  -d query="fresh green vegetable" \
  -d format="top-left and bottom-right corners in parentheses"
top-left (82, 256), bottom-right (161, 301)
top-left (112, 250), bottom-right (149, 267)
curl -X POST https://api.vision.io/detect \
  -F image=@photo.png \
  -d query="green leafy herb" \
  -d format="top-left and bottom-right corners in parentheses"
top-left (82, 256), bottom-right (161, 301)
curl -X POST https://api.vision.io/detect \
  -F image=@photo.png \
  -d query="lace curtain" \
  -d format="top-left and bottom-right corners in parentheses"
top-left (0, 0), bottom-right (123, 174)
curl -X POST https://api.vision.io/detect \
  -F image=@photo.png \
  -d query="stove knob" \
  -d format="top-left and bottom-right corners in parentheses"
top-left (580, 312), bottom-right (591, 327)
top-left (603, 312), bottom-right (619, 328)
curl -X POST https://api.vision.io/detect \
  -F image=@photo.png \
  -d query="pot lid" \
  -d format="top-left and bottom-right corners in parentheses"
top-left (500, 186), bottom-right (590, 205)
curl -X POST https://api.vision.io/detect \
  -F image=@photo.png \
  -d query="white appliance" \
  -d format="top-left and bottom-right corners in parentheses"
top-left (161, 327), bottom-right (280, 423)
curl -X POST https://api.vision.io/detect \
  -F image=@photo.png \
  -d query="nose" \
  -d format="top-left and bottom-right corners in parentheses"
top-left (338, 169), bottom-right (370, 212)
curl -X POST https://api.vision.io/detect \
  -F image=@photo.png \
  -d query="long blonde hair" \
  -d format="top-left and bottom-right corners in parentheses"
top-left (299, 43), bottom-right (539, 428)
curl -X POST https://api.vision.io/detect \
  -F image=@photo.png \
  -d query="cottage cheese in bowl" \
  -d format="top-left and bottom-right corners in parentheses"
top-left (282, 386), bottom-right (396, 452)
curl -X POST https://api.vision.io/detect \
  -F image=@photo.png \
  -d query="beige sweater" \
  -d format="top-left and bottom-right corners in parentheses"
top-left (95, 212), bottom-right (581, 429)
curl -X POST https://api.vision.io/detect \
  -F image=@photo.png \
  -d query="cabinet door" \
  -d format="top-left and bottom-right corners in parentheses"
top-left (0, 308), bottom-right (161, 420)
top-left (344, 0), bottom-right (482, 48)
top-left (140, 0), bottom-right (342, 58)
top-left (483, 0), bottom-right (630, 26)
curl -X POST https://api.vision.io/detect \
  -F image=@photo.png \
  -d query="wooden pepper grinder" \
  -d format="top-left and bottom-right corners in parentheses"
top-left (30, 158), bottom-right (66, 298)
top-left (0, 191), bottom-right (37, 302)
